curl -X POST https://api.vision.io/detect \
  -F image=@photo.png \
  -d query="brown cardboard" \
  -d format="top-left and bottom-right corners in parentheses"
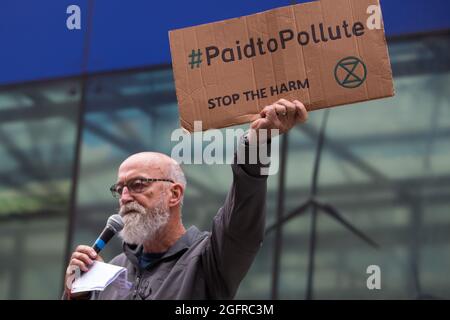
top-left (169, 0), bottom-right (394, 132)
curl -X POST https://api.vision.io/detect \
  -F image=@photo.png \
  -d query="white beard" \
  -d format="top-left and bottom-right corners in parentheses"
top-left (118, 198), bottom-right (170, 245)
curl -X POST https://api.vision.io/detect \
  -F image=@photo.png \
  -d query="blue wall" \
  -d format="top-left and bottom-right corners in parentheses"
top-left (0, 0), bottom-right (449, 85)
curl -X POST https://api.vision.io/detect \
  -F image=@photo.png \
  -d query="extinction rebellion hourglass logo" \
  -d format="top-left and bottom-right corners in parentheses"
top-left (334, 56), bottom-right (367, 88)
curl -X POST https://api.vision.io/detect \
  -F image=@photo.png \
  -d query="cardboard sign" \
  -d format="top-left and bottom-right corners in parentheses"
top-left (169, 0), bottom-right (394, 132)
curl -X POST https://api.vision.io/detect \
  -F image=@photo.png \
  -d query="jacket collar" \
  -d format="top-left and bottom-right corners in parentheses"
top-left (122, 226), bottom-right (207, 268)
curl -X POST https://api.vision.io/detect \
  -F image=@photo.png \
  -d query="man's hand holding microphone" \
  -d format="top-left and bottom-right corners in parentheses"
top-left (64, 214), bottom-right (123, 299)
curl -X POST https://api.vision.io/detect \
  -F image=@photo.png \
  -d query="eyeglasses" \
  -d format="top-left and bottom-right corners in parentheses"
top-left (110, 178), bottom-right (174, 199)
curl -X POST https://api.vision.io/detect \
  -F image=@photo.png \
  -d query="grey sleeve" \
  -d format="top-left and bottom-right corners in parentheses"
top-left (202, 138), bottom-right (270, 299)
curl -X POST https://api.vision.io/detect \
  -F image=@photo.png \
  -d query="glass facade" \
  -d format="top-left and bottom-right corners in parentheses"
top-left (0, 32), bottom-right (449, 299)
top-left (0, 79), bottom-right (80, 299)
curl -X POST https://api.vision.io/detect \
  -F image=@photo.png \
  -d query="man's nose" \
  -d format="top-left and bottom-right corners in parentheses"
top-left (120, 186), bottom-right (134, 205)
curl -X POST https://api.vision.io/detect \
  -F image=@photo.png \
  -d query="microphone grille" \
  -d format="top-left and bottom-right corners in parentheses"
top-left (107, 214), bottom-right (124, 233)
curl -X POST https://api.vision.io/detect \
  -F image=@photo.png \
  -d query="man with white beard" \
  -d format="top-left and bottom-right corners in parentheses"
top-left (63, 99), bottom-right (308, 300)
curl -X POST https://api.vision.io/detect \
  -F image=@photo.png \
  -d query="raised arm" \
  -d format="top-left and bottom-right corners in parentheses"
top-left (202, 99), bottom-right (308, 298)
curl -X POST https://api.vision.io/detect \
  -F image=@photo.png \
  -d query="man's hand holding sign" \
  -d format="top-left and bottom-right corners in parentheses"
top-left (248, 99), bottom-right (308, 144)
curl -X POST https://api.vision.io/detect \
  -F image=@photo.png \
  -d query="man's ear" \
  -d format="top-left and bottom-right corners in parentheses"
top-left (168, 183), bottom-right (184, 207)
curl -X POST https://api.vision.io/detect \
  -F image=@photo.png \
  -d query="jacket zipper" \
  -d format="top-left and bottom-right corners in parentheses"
top-left (132, 270), bottom-right (141, 300)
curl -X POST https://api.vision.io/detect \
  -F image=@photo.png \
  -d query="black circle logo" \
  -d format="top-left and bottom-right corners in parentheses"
top-left (334, 56), bottom-right (367, 88)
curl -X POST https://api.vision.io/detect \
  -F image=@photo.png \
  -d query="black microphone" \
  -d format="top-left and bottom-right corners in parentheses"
top-left (92, 214), bottom-right (124, 253)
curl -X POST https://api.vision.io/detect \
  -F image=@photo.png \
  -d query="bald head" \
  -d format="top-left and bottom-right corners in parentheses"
top-left (119, 152), bottom-right (186, 188)
top-left (117, 152), bottom-right (186, 211)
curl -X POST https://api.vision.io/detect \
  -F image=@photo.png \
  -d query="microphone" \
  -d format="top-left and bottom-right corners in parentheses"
top-left (92, 214), bottom-right (124, 253)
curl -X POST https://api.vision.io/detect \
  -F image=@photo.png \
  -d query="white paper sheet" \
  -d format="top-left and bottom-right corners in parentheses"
top-left (71, 261), bottom-right (132, 294)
